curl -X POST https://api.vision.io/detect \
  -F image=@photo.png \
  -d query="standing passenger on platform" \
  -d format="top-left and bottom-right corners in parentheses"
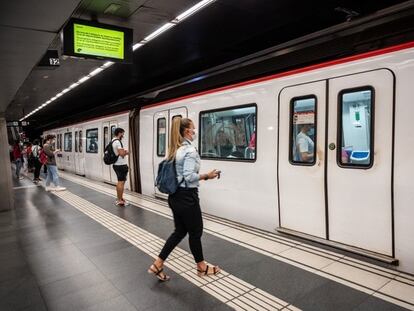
top-left (32, 139), bottom-right (42, 183)
top-left (13, 141), bottom-right (24, 180)
top-left (112, 128), bottom-right (129, 206)
top-left (21, 143), bottom-right (29, 175)
top-left (148, 117), bottom-right (221, 281)
top-left (43, 135), bottom-right (66, 191)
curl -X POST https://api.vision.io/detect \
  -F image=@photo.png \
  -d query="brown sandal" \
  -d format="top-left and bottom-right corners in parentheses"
top-left (197, 264), bottom-right (221, 277)
top-left (148, 264), bottom-right (170, 282)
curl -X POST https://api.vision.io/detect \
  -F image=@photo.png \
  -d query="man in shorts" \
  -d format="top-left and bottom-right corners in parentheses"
top-left (112, 128), bottom-right (129, 206)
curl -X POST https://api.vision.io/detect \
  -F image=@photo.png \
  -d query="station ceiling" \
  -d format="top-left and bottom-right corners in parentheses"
top-left (3, 0), bottom-right (414, 130)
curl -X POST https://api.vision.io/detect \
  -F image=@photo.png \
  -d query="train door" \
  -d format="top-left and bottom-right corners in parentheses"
top-left (327, 69), bottom-right (394, 255)
top-left (278, 69), bottom-right (394, 256)
top-left (278, 81), bottom-right (327, 238)
top-left (153, 107), bottom-right (188, 197)
top-left (109, 122), bottom-right (118, 184)
top-left (102, 122), bottom-right (111, 182)
top-left (63, 130), bottom-right (74, 171)
top-left (74, 128), bottom-right (85, 175)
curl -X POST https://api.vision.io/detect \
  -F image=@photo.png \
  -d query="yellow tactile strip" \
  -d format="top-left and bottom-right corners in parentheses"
top-left (53, 190), bottom-right (300, 311)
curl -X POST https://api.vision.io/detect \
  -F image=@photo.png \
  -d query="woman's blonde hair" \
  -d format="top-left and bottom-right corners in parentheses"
top-left (167, 117), bottom-right (193, 160)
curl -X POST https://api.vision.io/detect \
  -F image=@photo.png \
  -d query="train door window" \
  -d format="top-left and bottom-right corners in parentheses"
top-left (290, 96), bottom-right (317, 165)
top-left (157, 118), bottom-right (166, 157)
top-left (79, 130), bottom-right (83, 153)
top-left (111, 125), bottom-right (116, 139)
top-left (86, 128), bottom-right (99, 153)
top-left (64, 133), bottom-right (72, 152)
top-left (338, 87), bottom-right (374, 168)
top-left (56, 134), bottom-right (60, 150)
top-left (200, 104), bottom-right (257, 161)
top-left (75, 131), bottom-right (78, 153)
top-left (104, 127), bottom-right (109, 149)
top-left (59, 134), bottom-right (62, 150)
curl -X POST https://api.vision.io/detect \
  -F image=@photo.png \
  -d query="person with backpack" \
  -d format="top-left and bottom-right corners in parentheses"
top-left (109, 128), bottom-right (129, 206)
top-left (12, 141), bottom-right (24, 180)
top-left (43, 134), bottom-right (66, 191)
top-left (31, 139), bottom-right (42, 183)
top-left (148, 117), bottom-right (221, 281)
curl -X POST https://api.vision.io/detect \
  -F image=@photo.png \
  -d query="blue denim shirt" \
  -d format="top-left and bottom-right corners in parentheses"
top-left (176, 139), bottom-right (200, 188)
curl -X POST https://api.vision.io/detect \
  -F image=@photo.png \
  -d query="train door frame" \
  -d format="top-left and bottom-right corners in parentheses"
top-left (152, 107), bottom-right (188, 198)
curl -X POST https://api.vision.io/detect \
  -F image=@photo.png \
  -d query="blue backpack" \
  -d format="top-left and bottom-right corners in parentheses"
top-left (155, 159), bottom-right (184, 194)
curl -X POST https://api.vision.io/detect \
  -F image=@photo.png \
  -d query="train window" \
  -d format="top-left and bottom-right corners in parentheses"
top-left (75, 132), bottom-right (78, 153)
top-left (111, 125), bottom-right (116, 139)
top-left (79, 130), bottom-right (83, 153)
top-left (104, 127), bottom-right (109, 148)
top-left (200, 104), bottom-right (257, 161)
top-left (157, 118), bottom-right (166, 157)
top-left (59, 134), bottom-right (62, 150)
top-left (64, 133), bottom-right (72, 152)
top-left (290, 96), bottom-right (317, 165)
top-left (86, 128), bottom-right (99, 153)
top-left (338, 87), bottom-right (374, 168)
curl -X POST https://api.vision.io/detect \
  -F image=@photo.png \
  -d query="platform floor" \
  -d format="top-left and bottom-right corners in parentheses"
top-left (2, 169), bottom-right (414, 311)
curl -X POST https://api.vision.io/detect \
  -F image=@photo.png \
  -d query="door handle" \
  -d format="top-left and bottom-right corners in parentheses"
top-left (329, 143), bottom-right (336, 151)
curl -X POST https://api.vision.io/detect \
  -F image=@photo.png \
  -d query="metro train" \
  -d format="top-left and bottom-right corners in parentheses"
top-left (44, 41), bottom-right (414, 274)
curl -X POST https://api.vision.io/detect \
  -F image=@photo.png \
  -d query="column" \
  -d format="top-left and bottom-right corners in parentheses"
top-left (0, 115), bottom-right (14, 211)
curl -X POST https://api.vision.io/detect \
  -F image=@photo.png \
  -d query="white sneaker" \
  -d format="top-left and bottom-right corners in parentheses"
top-left (45, 186), bottom-right (53, 191)
top-left (54, 186), bottom-right (66, 191)
top-left (18, 176), bottom-right (24, 180)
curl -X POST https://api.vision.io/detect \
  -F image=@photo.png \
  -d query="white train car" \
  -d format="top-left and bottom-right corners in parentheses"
top-left (43, 112), bottom-right (131, 190)
top-left (42, 42), bottom-right (414, 274)
top-left (139, 42), bottom-right (414, 274)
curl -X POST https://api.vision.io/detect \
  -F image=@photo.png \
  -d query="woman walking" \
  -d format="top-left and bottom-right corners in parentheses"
top-left (148, 117), bottom-right (221, 281)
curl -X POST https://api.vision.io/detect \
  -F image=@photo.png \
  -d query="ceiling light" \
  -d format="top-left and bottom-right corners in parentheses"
top-left (89, 67), bottom-right (104, 76)
top-left (69, 82), bottom-right (79, 89)
top-left (104, 3), bottom-right (122, 15)
top-left (102, 61), bottom-right (114, 68)
top-left (144, 23), bottom-right (175, 42)
top-left (176, 0), bottom-right (215, 22)
top-left (55, 93), bottom-right (63, 98)
top-left (43, 75), bottom-right (49, 79)
top-left (46, 100), bottom-right (52, 104)
top-left (51, 96), bottom-right (57, 101)
top-left (61, 88), bottom-right (70, 94)
top-left (41, 103), bottom-right (47, 107)
top-left (78, 76), bottom-right (90, 83)
top-left (133, 43), bottom-right (144, 51)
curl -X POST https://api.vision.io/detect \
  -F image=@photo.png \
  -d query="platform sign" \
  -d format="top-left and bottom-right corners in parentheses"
top-left (63, 19), bottom-right (133, 63)
top-left (38, 50), bottom-right (60, 67)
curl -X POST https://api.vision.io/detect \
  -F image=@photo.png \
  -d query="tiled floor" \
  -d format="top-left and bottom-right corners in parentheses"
top-left (1, 171), bottom-right (413, 310)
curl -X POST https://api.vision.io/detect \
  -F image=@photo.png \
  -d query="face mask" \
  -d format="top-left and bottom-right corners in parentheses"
top-left (190, 129), bottom-right (197, 141)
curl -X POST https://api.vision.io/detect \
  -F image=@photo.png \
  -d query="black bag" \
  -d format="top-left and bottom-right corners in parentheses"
top-left (103, 139), bottom-right (122, 165)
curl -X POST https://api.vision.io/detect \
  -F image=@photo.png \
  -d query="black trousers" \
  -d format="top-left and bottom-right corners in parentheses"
top-left (159, 188), bottom-right (204, 263)
top-left (33, 159), bottom-right (42, 179)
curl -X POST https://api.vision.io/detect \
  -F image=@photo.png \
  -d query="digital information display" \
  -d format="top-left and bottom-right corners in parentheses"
top-left (74, 23), bottom-right (124, 60)
top-left (63, 19), bottom-right (133, 63)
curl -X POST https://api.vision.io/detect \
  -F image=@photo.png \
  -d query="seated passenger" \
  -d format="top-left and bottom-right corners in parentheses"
top-left (296, 124), bottom-right (314, 163)
top-left (89, 138), bottom-right (98, 153)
